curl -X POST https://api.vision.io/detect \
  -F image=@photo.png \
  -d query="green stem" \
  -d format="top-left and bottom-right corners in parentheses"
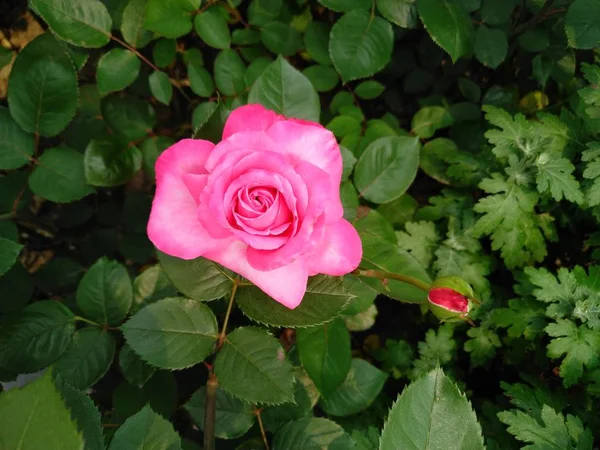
top-left (74, 316), bottom-right (101, 327)
top-left (352, 268), bottom-right (431, 292)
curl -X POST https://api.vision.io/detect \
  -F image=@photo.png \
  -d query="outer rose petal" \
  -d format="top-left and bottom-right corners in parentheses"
top-left (147, 139), bottom-right (219, 260)
top-left (306, 219), bottom-right (362, 276)
top-left (204, 240), bottom-right (309, 309)
top-left (266, 121), bottom-right (343, 222)
top-left (222, 104), bottom-right (281, 140)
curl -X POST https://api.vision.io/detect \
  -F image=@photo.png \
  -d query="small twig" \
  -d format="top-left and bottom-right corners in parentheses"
top-left (217, 279), bottom-right (239, 348)
top-left (255, 409), bottom-right (270, 450)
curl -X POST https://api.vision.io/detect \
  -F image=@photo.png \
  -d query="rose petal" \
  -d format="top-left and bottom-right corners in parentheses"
top-left (222, 104), bottom-right (282, 140)
top-left (204, 240), bottom-right (309, 309)
top-left (306, 219), bottom-right (362, 276)
top-left (204, 131), bottom-right (276, 173)
top-left (148, 139), bottom-right (220, 259)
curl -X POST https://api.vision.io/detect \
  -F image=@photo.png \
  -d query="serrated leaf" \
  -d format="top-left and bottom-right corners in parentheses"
top-left (84, 136), bottom-right (143, 187)
top-left (53, 327), bottom-right (116, 389)
top-left (0, 106), bottom-right (34, 170)
top-left (29, 146), bottom-right (95, 203)
top-left (411, 106), bottom-right (453, 139)
top-left (0, 371), bottom-right (84, 450)
top-left (417, 0), bottom-right (474, 62)
top-left (121, 0), bottom-right (153, 48)
top-left (97, 49), bottom-right (141, 95)
top-left (320, 358), bottom-right (387, 417)
top-left (144, 0), bottom-right (200, 38)
top-left (76, 257), bottom-right (133, 325)
top-left (249, 55), bottom-right (320, 122)
top-left (379, 367), bottom-right (484, 450)
top-left (272, 417), bottom-right (354, 449)
top-left (296, 318), bottom-right (351, 396)
top-left (8, 33), bottom-right (78, 137)
top-left (317, 0), bottom-right (371, 12)
top-left (149, 71), bottom-right (173, 105)
top-left (121, 297), bottom-right (218, 369)
top-left (184, 386), bottom-right (255, 439)
top-left (535, 154), bottom-right (583, 203)
top-left (214, 49), bottom-right (246, 96)
top-left (260, 22), bottom-right (303, 56)
top-left (119, 343), bottom-right (157, 387)
top-left (29, 0), bottom-right (111, 48)
top-left (376, 0), bottom-right (418, 28)
top-left (214, 327), bottom-right (294, 404)
top-left (236, 275), bottom-right (351, 328)
top-left (329, 10), bottom-right (393, 83)
top-left (354, 136), bottom-right (420, 204)
top-left (0, 237), bottom-right (22, 277)
top-left (261, 374), bottom-right (314, 432)
top-left (480, 0), bottom-right (516, 26)
top-left (101, 94), bottom-right (156, 142)
top-left (474, 25), bottom-right (507, 69)
top-left (565, 0), bottom-right (600, 49)
top-left (0, 301), bottom-right (75, 373)
top-left (108, 405), bottom-right (181, 450)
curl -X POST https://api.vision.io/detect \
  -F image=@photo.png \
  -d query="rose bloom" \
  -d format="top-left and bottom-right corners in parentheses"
top-left (147, 104), bottom-right (362, 309)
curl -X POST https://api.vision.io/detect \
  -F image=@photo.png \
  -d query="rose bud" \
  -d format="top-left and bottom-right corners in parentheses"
top-left (427, 276), bottom-right (475, 322)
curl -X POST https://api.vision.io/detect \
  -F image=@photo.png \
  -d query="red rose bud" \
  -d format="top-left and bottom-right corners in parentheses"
top-left (427, 276), bottom-right (475, 322)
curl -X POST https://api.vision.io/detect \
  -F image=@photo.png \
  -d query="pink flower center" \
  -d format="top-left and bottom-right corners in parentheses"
top-left (428, 287), bottom-right (469, 312)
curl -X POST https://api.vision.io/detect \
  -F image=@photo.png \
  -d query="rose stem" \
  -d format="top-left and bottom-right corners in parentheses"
top-left (351, 268), bottom-right (432, 292)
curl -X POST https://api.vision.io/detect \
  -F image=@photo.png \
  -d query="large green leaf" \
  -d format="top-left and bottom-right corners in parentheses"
top-left (144, 0), bottom-right (200, 38)
top-left (215, 327), bottom-right (294, 404)
top-left (376, 0), bottom-right (418, 28)
top-left (101, 94), bottom-right (156, 142)
top-left (304, 21), bottom-right (331, 65)
top-left (108, 405), bottom-right (181, 450)
top-left (317, 0), bottom-right (371, 12)
top-left (29, 0), bottom-right (111, 48)
top-left (194, 8), bottom-right (231, 49)
top-left (474, 25), bottom-right (507, 69)
top-left (8, 33), bottom-right (78, 137)
top-left (329, 10), bottom-right (394, 83)
top-left (237, 275), bottom-right (351, 327)
top-left (411, 106), bottom-right (453, 139)
top-left (76, 257), bottom-right (133, 325)
top-left (272, 417), bottom-right (354, 449)
top-left (97, 49), bottom-right (141, 95)
top-left (157, 252), bottom-right (233, 301)
top-left (566, 0), bottom-right (600, 49)
top-left (260, 22), bottom-right (303, 56)
top-left (53, 327), bottom-right (116, 389)
top-left (0, 237), bottom-right (22, 277)
top-left (184, 386), bottom-right (255, 439)
top-left (84, 136), bottom-right (143, 187)
top-left (121, 297), bottom-right (218, 369)
top-left (214, 49), bottom-right (246, 96)
top-left (132, 264), bottom-right (177, 313)
top-left (0, 301), bottom-right (75, 373)
top-left (320, 359), bottom-right (387, 416)
top-left (121, 0), bottom-right (153, 48)
top-left (249, 56), bottom-right (320, 122)
top-left (417, 0), bottom-right (474, 62)
top-left (119, 343), bottom-right (157, 387)
top-left (0, 106), bottom-right (34, 170)
top-left (379, 367), bottom-right (484, 450)
top-left (29, 146), bottom-right (95, 203)
top-left (354, 136), bottom-right (421, 204)
top-left (0, 371), bottom-right (84, 450)
top-left (296, 318), bottom-right (351, 396)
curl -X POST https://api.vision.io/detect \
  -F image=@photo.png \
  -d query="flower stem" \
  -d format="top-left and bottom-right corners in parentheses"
top-left (351, 268), bottom-right (431, 292)
top-left (256, 408), bottom-right (270, 450)
top-left (74, 316), bottom-right (101, 327)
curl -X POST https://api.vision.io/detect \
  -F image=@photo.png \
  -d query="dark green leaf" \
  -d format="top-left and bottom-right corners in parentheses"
top-left (355, 80), bottom-right (385, 100)
top-left (188, 62), bottom-right (215, 97)
top-left (566, 0), bottom-right (600, 49)
top-left (474, 26), bottom-right (507, 69)
top-left (149, 71), bottom-right (173, 105)
top-left (0, 106), bottom-right (34, 170)
top-left (304, 21), bottom-right (331, 65)
top-left (121, 0), bottom-right (153, 48)
top-left (152, 39), bottom-right (177, 68)
top-left (411, 106), bottom-right (453, 138)
top-left (101, 94), bottom-right (156, 142)
top-left (376, 0), bottom-right (418, 28)
top-left (97, 49), bottom-right (141, 95)
top-left (214, 49), bottom-right (246, 96)
top-left (119, 343), bottom-right (156, 387)
top-left (84, 136), bottom-right (143, 186)
top-left (194, 8), bottom-right (231, 49)
top-left (260, 21), bottom-right (303, 56)
top-left (317, 0), bottom-right (371, 12)
top-left (273, 417), bottom-right (354, 449)
top-left (144, 0), bottom-right (200, 38)
top-left (248, 0), bottom-right (282, 26)
top-left (303, 65), bottom-right (339, 92)
top-left (108, 405), bottom-right (181, 450)
top-left (0, 237), bottom-right (22, 277)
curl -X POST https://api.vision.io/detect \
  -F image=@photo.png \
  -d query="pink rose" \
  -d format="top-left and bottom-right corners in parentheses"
top-left (147, 104), bottom-right (362, 309)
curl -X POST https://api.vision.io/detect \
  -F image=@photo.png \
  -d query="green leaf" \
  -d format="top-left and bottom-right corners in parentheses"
top-left (97, 49), bottom-right (141, 95)
top-left (491, 298), bottom-right (547, 339)
top-left (296, 318), bottom-right (351, 396)
top-left (411, 106), bottom-right (453, 138)
top-left (144, 0), bottom-right (200, 38)
top-left (232, 28), bottom-right (261, 45)
top-left (0, 300), bottom-right (75, 373)
top-left (121, 297), bottom-right (218, 369)
top-left (237, 275), bottom-right (351, 328)
top-left (8, 33), bottom-right (78, 137)
top-left (157, 252), bottom-right (232, 301)
top-left (499, 405), bottom-right (593, 450)
top-left (304, 21), bottom-right (331, 65)
top-left (121, 0), bottom-right (153, 49)
top-left (101, 94), bottom-right (156, 142)
top-left (0, 106), bottom-right (34, 170)
top-left (355, 80), bottom-right (385, 100)
top-left (214, 327), bottom-right (294, 404)
top-left (188, 63), bottom-right (216, 97)
top-left (0, 47), bottom-right (13, 69)
top-left (535, 154), bottom-right (583, 204)
top-left (417, 0), bottom-right (474, 62)
top-left (546, 319), bottom-right (600, 387)
top-left (474, 25), bottom-right (507, 69)
top-left (565, 0), bottom-right (600, 49)
top-left (0, 237), bottom-right (22, 277)
top-left (194, 8), bottom-right (231, 49)
top-left (84, 136), bottom-right (143, 187)
top-left (249, 56), bottom-right (320, 122)
top-left (76, 257), bottom-right (132, 325)
top-left (184, 386), bottom-right (255, 439)
top-left (119, 343), bottom-right (156, 387)
top-left (480, 0), bottom-right (516, 25)
top-left (260, 22), bottom-right (303, 56)
top-left (320, 358), bottom-right (387, 416)
top-left (317, 0), bottom-right (371, 12)
top-left (141, 136), bottom-right (174, 180)
top-left (152, 38), bottom-right (177, 68)
top-left (396, 221), bottom-right (439, 268)
top-left (149, 71), bottom-right (173, 105)
top-left (108, 405), bottom-right (181, 450)
top-left (29, 0), bottom-right (111, 48)
top-left (214, 49), bottom-right (246, 96)
top-left (248, 0), bottom-right (282, 26)
top-left (464, 326), bottom-right (501, 367)
top-left (376, 0), bottom-right (418, 28)
top-left (330, 10), bottom-right (394, 83)
top-left (0, 371), bottom-right (84, 450)
top-left (379, 367), bottom-right (484, 450)
top-left (272, 417), bottom-right (354, 449)
top-left (53, 327), bottom-right (116, 389)
top-left (29, 146), bottom-right (95, 203)
top-left (261, 373), bottom-right (314, 432)
top-left (354, 136), bottom-right (421, 204)
top-left (303, 65), bottom-right (340, 92)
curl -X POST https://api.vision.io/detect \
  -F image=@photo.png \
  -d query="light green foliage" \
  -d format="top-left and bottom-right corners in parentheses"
top-left (464, 326), bottom-right (501, 367)
top-left (411, 324), bottom-right (456, 378)
top-left (97, 49), bottom-right (141, 95)
top-left (108, 405), bottom-right (181, 450)
top-left (396, 221), bottom-right (439, 268)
